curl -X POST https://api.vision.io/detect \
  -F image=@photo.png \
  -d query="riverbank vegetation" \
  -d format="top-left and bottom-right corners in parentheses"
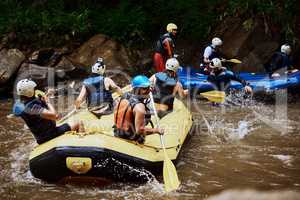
top-left (0, 0), bottom-right (297, 49)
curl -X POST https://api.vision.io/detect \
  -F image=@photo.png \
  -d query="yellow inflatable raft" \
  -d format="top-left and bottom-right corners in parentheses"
top-left (29, 98), bottom-right (193, 182)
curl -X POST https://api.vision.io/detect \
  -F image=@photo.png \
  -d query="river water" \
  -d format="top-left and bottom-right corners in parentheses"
top-left (1, 95), bottom-right (300, 200)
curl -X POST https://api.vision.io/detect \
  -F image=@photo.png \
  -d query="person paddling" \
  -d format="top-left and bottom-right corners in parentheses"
top-left (207, 58), bottom-right (252, 93)
top-left (150, 58), bottom-right (188, 118)
top-left (74, 57), bottom-right (123, 117)
top-left (200, 37), bottom-right (224, 75)
top-left (153, 23), bottom-right (178, 72)
top-left (265, 44), bottom-right (298, 78)
top-left (12, 79), bottom-right (80, 144)
top-left (114, 75), bottom-right (164, 144)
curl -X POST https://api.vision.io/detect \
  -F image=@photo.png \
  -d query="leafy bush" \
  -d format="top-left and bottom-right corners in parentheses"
top-left (0, 0), bottom-right (297, 49)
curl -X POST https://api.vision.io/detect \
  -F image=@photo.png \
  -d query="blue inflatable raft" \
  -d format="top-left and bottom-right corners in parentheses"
top-left (178, 67), bottom-right (300, 93)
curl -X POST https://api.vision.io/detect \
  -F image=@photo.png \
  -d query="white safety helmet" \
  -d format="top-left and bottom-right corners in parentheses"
top-left (212, 37), bottom-right (223, 47)
top-left (210, 58), bottom-right (222, 69)
top-left (281, 44), bottom-right (291, 55)
top-left (92, 57), bottom-right (106, 75)
top-left (16, 79), bottom-right (37, 97)
top-left (166, 58), bottom-right (180, 72)
top-left (166, 23), bottom-right (178, 33)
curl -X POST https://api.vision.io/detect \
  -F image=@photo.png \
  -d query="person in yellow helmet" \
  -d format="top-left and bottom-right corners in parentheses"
top-left (153, 23), bottom-right (178, 72)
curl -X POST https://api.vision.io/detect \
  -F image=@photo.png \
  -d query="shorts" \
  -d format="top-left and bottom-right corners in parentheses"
top-left (37, 123), bottom-right (71, 144)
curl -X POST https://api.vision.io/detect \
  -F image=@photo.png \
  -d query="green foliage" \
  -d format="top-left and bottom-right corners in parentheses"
top-left (0, 0), bottom-right (297, 49)
top-left (226, 0), bottom-right (297, 41)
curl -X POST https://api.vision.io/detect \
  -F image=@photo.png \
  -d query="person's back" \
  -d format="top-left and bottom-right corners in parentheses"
top-left (152, 71), bottom-right (178, 110)
top-left (13, 97), bottom-right (57, 144)
top-left (13, 79), bottom-right (79, 144)
top-left (266, 44), bottom-right (297, 78)
top-left (83, 74), bottom-right (113, 108)
top-left (75, 57), bottom-right (122, 116)
top-left (150, 58), bottom-right (188, 117)
top-left (114, 75), bottom-right (164, 143)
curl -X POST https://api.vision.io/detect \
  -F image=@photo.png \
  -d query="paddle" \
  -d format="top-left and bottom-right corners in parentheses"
top-left (223, 58), bottom-right (242, 64)
top-left (200, 90), bottom-right (226, 103)
top-left (149, 92), bottom-right (180, 192)
top-left (58, 85), bottom-right (132, 123)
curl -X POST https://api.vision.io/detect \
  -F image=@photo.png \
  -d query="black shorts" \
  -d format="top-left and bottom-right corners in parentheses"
top-left (37, 123), bottom-right (71, 144)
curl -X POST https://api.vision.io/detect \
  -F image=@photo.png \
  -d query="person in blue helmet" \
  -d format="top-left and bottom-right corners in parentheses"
top-left (12, 79), bottom-right (80, 144)
top-left (75, 57), bottom-right (123, 117)
top-left (265, 44), bottom-right (298, 78)
top-left (114, 75), bottom-right (164, 144)
top-left (207, 58), bottom-right (252, 93)
top-left (150, 58), bottom-right (188, 118)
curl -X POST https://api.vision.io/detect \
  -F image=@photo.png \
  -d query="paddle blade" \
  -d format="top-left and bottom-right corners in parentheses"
top-left (200, 90), bottom-right (225, 103)
top-left (227, 59), bottom-right (242, 64)
top-left (163, 152), bottom-right (180, 192)
top-left (35, 90), bottom-right (45, 98)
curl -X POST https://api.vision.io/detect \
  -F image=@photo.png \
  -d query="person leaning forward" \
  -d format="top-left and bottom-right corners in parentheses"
top-left (150, 58), bottom-right (188, 118)
top-left (114, 75), bottom-right (164, 144)
top-left (12, 79), bottom-right (80, 144)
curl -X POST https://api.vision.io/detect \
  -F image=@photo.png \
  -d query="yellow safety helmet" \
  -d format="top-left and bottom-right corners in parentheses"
top-left (166, 23), bottom-right (177, 33)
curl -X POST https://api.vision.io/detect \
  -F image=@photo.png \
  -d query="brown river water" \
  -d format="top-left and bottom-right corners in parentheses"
top-left (0, 95), bottom-right (300, 200)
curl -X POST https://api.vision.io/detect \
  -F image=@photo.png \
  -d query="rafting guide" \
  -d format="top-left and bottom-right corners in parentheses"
top-left (153, 23), bottom-right (178, 72)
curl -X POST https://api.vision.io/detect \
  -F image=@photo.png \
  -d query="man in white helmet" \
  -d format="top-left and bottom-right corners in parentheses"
top-left (207, 58), bottom-right (252, 93)
top-left (12, 79), bottom-right (80, 144)
top-left (266, 44), bottom-right (298, 78)
top-left (200, 37), bottom-right (224, 75)
top-left (149, 58), bottom-right (188, 118)
top-left (75, 57), bottom-right (123, 117)
top-left (153, 23), bottom-right (178, 72)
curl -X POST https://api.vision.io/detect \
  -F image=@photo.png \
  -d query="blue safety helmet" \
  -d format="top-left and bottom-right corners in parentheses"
top-left (131, 75), bottom-right (150, 89)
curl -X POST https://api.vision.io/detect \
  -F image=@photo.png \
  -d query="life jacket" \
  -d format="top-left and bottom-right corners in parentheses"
top-left (114, 93), bottom-right (150, 143)
top-left (208, 45), bottom-right (220, 60)
top-left (155, 32), bottom-right (175, 56)
top-left (153, 72), bottom-right (177, 109)
top-left (208, 70), bottom-right (246, 91)
top-left (12, 98), bottom-right (56, 143)
top-left (270, 52), bottom-right (292, 72)
top-left (83, 75), bottom-right (113, 108)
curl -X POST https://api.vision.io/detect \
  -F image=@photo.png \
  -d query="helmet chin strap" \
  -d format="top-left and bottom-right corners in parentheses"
top-left (132, 89), bottom-right (150, 102)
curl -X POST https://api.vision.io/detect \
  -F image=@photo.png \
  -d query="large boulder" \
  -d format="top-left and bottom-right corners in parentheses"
top-left (214, 16), bottom-right (281, 72)
top-left (69, 34), bottom-right (133, 73)
top-left (0, 49), bottom-right (25, 85)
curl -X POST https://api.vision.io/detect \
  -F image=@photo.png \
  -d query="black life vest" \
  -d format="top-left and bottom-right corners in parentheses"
top-left (270, 52), bottom-right (292, 72)
top-left (155, 32), bottom-right (175, 56)
top-left (13, 98), bottom-right (56, 143)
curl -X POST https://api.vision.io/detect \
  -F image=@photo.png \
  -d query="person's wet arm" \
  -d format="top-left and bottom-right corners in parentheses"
top-left (74, 86), bottom-right (87, 109)
top-left (134, 104), bottom-right (163, 136)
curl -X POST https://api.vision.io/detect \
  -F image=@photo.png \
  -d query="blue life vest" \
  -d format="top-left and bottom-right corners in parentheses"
top-left (83, 75), bottom-right (113, 108)
top-left (153, 72), bottom-right (177, 108)
top-left (12, 98), bottom-right (56, 142)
